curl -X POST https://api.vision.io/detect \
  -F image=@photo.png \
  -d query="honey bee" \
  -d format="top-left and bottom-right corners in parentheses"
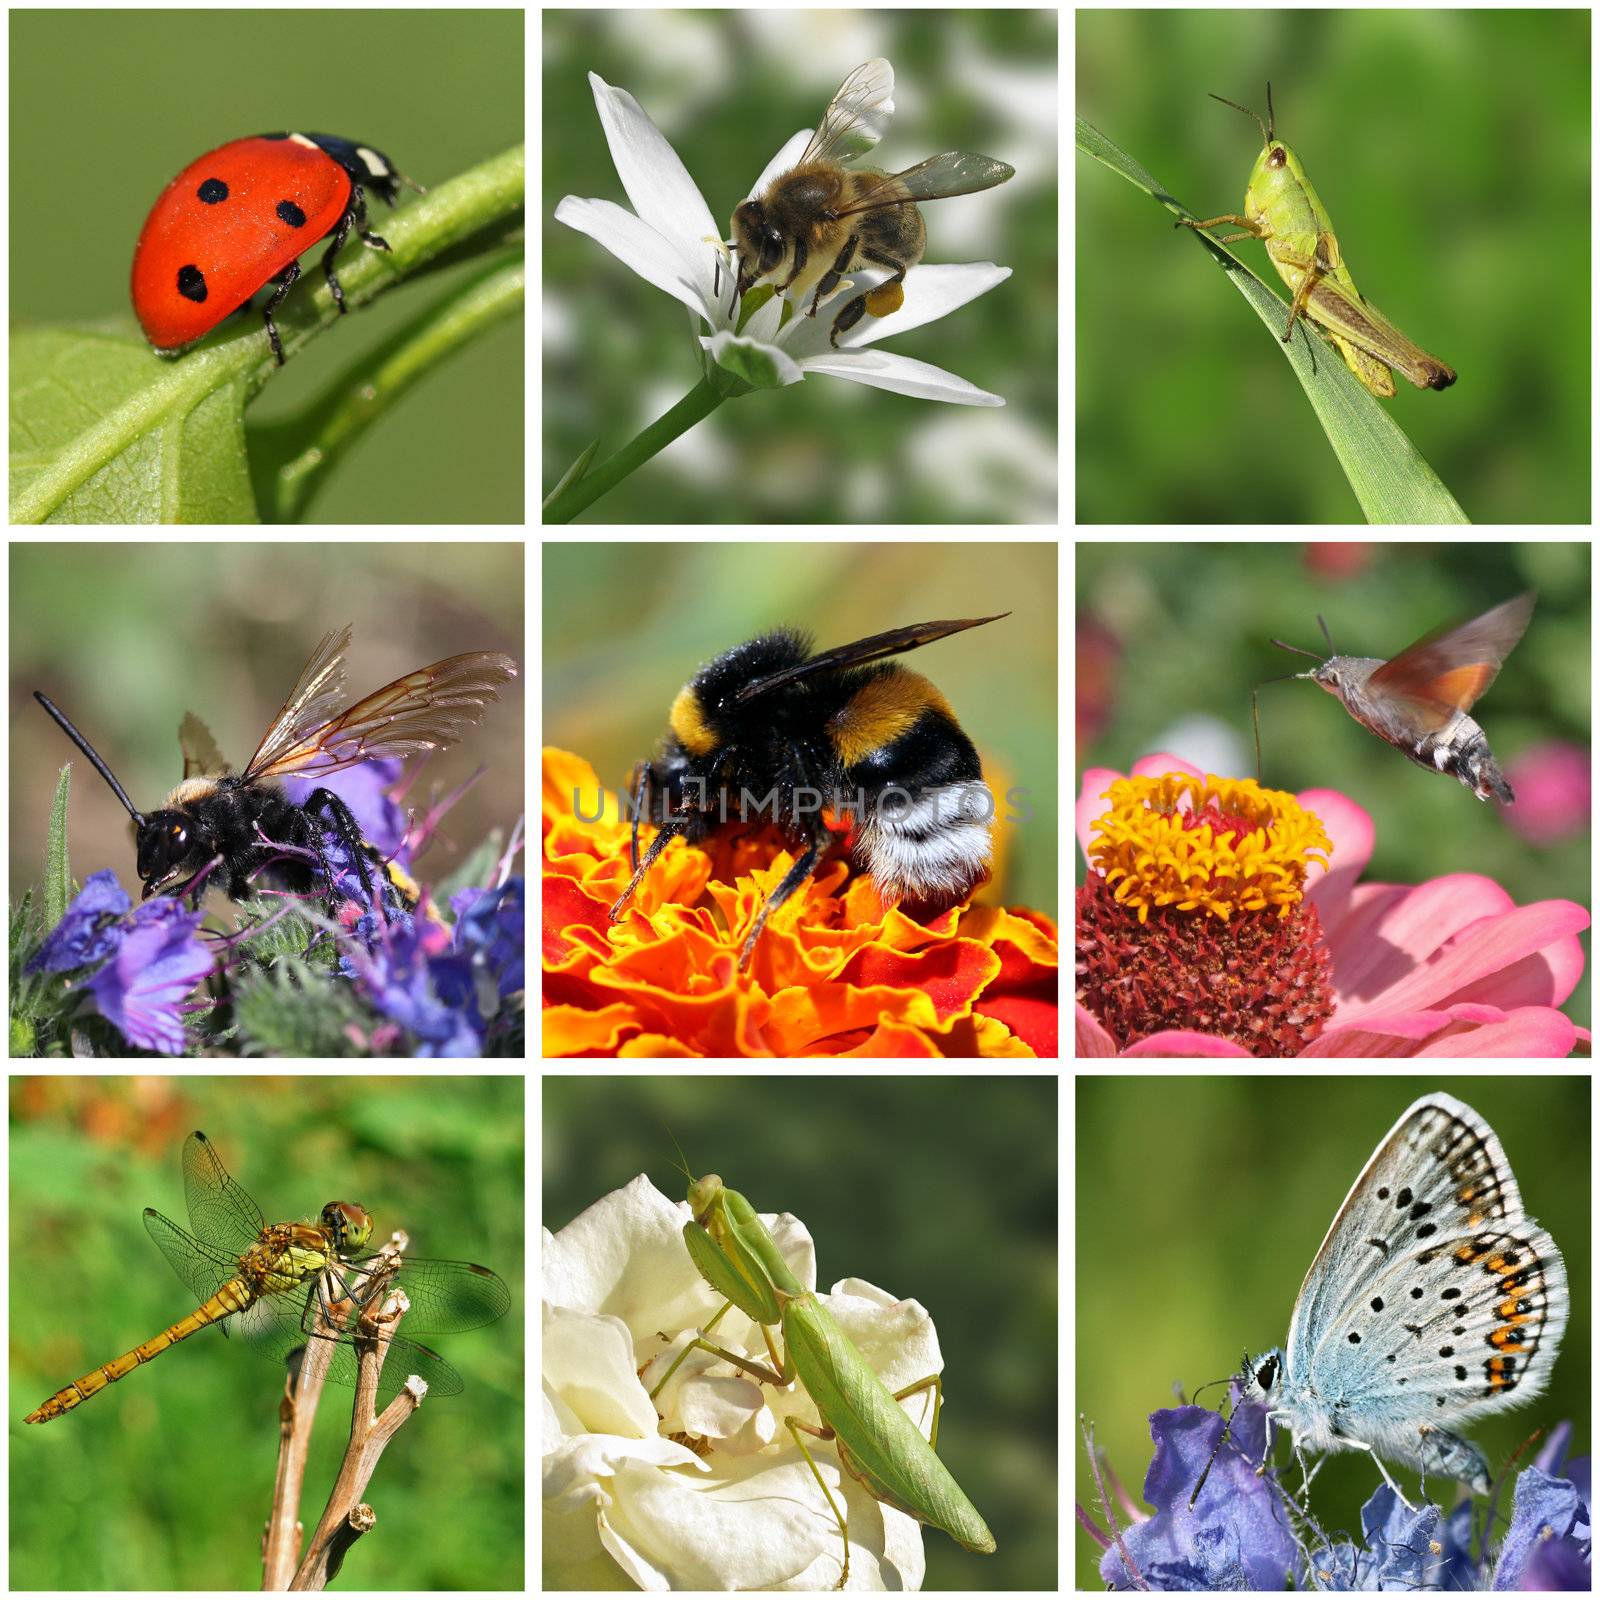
top-left (722, 59), bottom-right (1014, 347)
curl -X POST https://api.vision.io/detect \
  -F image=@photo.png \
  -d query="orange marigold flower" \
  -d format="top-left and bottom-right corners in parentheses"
top-left (542, 750), bottom-right (1056, 1058)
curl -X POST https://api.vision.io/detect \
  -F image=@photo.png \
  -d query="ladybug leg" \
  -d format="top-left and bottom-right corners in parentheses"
top-left (320, 205), bottom-right (357, 317)
top-left (349, 184), bottom-right (394, 254)
top-left (261, 261), bottom-right (301, 366)
top-left (321, 185), bottom-right (393, 318)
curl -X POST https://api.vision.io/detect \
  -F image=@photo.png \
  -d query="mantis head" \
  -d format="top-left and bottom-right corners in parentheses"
top-left (687, 1173), bottom-right (724, 1226)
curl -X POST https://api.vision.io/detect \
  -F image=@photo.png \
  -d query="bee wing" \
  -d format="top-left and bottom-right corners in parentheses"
top-left (239, 624), bottom-right (355, 780)
top-left (241, 648), bottom-right (517, 782)
top-left (180, 712), bottom-right (230, 779)
top-left (798, 59), bottom-right (895, 168)
top-left (734, 614), bottom-right (1007, 704)
top-left (1367, 593), bottom-right (1534, 714)
top-left (835, 152), bottom-right (1015, 214)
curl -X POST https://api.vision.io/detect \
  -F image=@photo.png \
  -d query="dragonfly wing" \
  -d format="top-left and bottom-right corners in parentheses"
top-left (371, 1331), bottom-right (466, 1400)
top-left (180, 1132), bottom-right (268, 1251)
top-left (227, 1278), bottom-right (364, 1388)
top-left (143, 1208), bottom-right (244, 1308)
top-left (353, 1256), bottom-right (512, 1335)
top-left (229, 1277), bottom-right (467, 1398)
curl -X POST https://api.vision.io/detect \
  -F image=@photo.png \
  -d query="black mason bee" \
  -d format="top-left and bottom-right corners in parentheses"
top-left (609, 614), bottom-right (1006, 965)
top-left (34, 627), bottom-right (518, 913)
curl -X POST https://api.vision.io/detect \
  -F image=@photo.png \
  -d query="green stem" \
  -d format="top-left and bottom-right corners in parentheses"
top-left (543, 377), bottom-right (723, 522)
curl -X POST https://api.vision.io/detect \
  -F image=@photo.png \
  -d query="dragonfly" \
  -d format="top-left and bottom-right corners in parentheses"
top-left (25, 1130), bottom-right (510, 1424)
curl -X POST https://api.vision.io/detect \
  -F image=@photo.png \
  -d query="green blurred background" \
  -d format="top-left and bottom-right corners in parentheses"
top-left (10, 1075), bottom-right (524, 1589)
top-left (543, 10), bottom-right (1057, 523)
top-left (543, 540), bottom-right (1058, 924)
top-left (543, 1074), bottom-right (1058, 1589)
top-left (10, 542), bottom-right (524, 909)
top-left (1075, 1074), bottom-right (1590, 1587)
top-left (1077, 9), bottom-right (1591, 523)
top-left (9, 9), bottom-right (524, 524)
top-left (1077, 540), bottom-right (1590, 1030)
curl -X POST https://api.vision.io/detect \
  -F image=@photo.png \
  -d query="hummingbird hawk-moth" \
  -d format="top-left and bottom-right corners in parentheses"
top-left (1261, 593), bottom-right (1534, 803)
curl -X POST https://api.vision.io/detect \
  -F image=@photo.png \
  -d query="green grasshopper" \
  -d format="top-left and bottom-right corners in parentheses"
top-left (647, 1170), bottom-right (995, 1588)
top-left (1177, 83), bottom-right (1456, 398)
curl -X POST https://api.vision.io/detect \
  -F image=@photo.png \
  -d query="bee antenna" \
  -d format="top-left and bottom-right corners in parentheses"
top-left (33, 692), bottom-right (146, 824)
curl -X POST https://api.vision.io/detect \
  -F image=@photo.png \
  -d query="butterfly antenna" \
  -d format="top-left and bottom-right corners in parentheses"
top-left (1317, 614), bottom-right (1335, 654)
top-left (1189, 1411), bottom-right (1233, 1509)
top-left (1188, 1361), bottom-right (1248, 1508)
top-left (1189, 1375), bottom-right (1234, 1408)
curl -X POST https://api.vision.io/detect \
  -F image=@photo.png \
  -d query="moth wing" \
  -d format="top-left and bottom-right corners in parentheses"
top-left (1367, 593), bottom-right (1534, 714)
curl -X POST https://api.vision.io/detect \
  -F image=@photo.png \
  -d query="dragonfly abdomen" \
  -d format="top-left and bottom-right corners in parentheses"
top-left (23, 1278), bottom-right (253, 1425)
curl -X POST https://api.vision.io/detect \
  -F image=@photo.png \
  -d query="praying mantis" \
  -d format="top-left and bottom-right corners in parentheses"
top-left (645, 1168), bottom-right (996, 1588)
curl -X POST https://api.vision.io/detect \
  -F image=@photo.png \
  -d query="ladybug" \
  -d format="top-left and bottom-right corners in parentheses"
top-left (131, 132), bottom-right (419, 367)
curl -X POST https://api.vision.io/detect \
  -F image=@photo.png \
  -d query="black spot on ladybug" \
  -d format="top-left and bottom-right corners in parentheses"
top-left (176, 266), bottom-right (208, 305)
top-left (196, 178), bottom-right (229, 205)
top-left (277, 200), bottom-right (308, 229)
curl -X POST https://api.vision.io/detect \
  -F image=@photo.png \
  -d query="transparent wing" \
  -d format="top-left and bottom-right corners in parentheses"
top-left (226, 1266), bottom-right (474, 1400)
top-left (242, 649), bottom-right (517, 783)
top-left (835, 152), bottom-right (1015, 216)
top-left (143, 1207), bottom-right (243, 1306)
top-left (797, 59), bottom-right (895, 168)
top-left (735, 614), bottom-right (1006, 705)
top-left (344, 1254), bottom-right (512, 1337)
top-left (180, 1130), bottom-right (267, 1252)
top-left (239, 626), bottom-right (354, 780)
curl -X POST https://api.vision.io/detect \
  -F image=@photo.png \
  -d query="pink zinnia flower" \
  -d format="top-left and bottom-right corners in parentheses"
top-left (1075, 756), bottom-right (1589, 1059)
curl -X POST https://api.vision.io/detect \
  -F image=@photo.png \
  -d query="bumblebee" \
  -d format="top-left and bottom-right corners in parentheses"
top-left (723, 59), bottom-right (1014, 346)
top-left (609, 614), bottom-right (1006, 965)
top-left (34, 626), bottom-right (517, 914)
